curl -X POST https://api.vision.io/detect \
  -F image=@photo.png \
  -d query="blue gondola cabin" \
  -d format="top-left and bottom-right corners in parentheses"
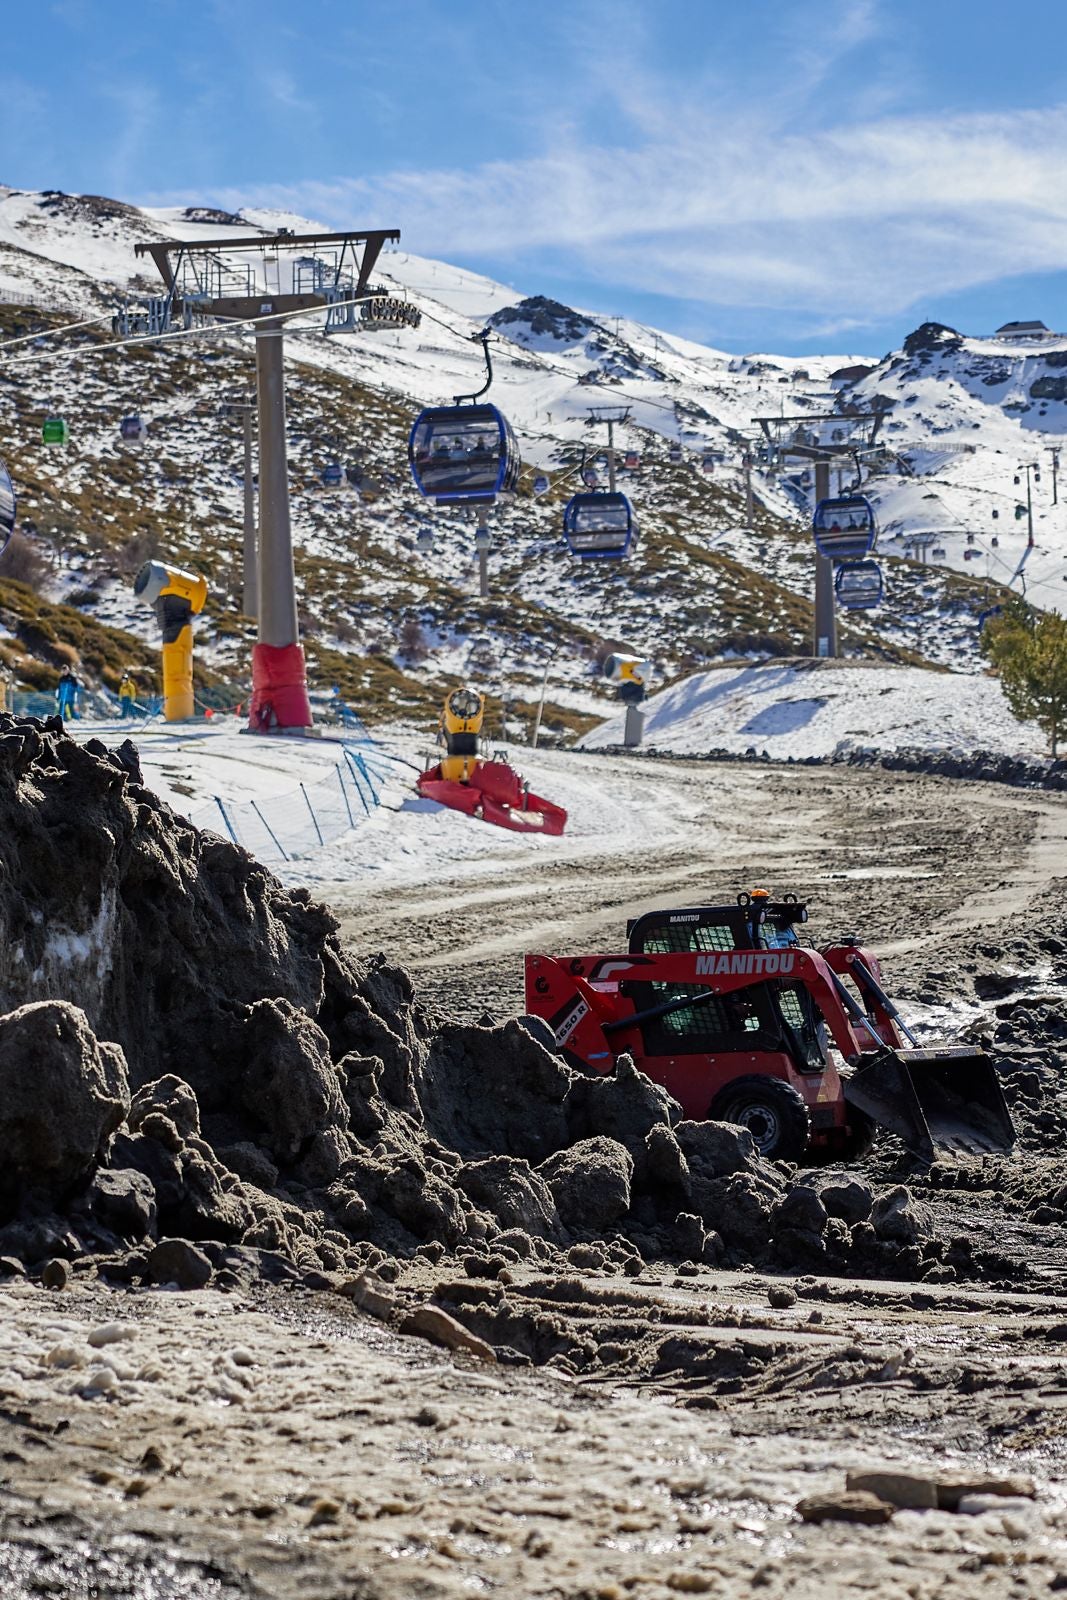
top-left (409, 404), bottom-right (520, 504)
top-left (563, 492), bottom-right (638, 559)
top-left (812, 496), bottom-right (876, 561)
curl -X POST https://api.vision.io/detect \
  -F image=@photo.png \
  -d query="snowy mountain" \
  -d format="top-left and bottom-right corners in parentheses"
top-left (0, 185), bottom-right (1061, 733)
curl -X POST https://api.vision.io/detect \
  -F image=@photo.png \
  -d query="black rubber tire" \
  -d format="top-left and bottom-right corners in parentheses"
top-left (710, 1075), bottom-right (811, 1162)
top-left (836, 1105), bottom-right (876, 1161)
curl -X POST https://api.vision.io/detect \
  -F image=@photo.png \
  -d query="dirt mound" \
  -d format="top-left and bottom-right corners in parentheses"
top-left (0, 715), bottom-right (952, 1308)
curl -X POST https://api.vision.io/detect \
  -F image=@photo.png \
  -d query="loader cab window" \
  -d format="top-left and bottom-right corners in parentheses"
top-left (626, 903), bottom-right (824, 1067)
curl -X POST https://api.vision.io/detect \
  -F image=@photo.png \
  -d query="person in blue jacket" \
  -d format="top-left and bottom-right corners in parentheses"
top-left (55, 666), bottom-right (81, 721)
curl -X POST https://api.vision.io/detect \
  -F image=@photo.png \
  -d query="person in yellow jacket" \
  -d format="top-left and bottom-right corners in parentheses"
top-left (118, 670), bottom-right (137, 719)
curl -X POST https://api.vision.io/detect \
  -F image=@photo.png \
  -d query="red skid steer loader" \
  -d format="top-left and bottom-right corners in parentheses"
top-left (523, 891), bottom-right (1014, 1163)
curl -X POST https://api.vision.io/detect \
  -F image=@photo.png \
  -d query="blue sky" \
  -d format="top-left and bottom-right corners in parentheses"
top-left (4, 0), bottom-right (1067, 354)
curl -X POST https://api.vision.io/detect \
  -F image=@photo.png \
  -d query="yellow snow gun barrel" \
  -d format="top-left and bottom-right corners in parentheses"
top-left (134, 560), bottom-right (208, 722)
top-left (440, 687), bottom-right (484, 783)
top-left (603, 653), bottom-right (652, 706)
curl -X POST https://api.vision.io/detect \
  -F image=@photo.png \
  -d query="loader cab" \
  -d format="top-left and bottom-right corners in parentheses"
top-left (623, 897), bottom-right (826, 1072)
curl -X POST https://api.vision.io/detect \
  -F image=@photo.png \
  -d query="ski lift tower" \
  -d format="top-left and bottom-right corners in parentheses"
top-left (753, 410), bottom-right (884, 658)
top-left (135, 227), bottom-right (400, 731)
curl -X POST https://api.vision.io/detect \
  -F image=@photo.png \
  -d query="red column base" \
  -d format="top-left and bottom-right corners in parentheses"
top-left (249, 642), bottom-right (312, 732)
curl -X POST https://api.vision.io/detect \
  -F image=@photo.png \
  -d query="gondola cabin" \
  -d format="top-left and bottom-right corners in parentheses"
top-left (321, 463), bottom-right (345, 489)
top-left (834, 559), bottom-right (883, 610)
top-left (533, 475), bottom-right (550, 496)
top-left (416, 526), bottom-right (434, 553)
top-left (933, 545), bottom-right (947, 560)
top-left (563, 492), bottom-right (637, 559)
top-left (409, 404), bottom-right (520, 504)
top-left (42, 416), bottom-right (69, 447)
top-left (669, 443), bottom-right (683, 464)
top-left (582, 468), bottom-right (600, 488)
top-left (812, 495), bottom-right (876, 560)
top-left (624, 451), bottom-right (640, 470)
top-left (474, 525), bottom-right (491, 553)
top-left (119, 415), bottom-right (148, 444)
top-left (0, 459), bottom-right (15, 553)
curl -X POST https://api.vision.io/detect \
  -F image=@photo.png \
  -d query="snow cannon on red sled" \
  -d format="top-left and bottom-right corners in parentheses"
top-left (416, 688), bottom-right (567, 835)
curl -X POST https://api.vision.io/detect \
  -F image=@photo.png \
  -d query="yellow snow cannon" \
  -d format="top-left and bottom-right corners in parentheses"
top-left (418, 685), bottom-right (568, 834)
top-left (440, 687), bottom-right (484, 782)
top-left (134, 560), bottom-right (208, 722)
top-left (603, 652), bottom-right (651, 694)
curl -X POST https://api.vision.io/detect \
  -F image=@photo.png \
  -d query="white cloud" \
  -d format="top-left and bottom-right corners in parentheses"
top-left (205, 101), bottom-right (1067, 322)
top-left (154, 0), bottom-right (1067, 330)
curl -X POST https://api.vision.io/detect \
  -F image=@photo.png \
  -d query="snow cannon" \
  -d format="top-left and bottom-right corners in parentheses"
top-left (134, 560), bottom-right (208, 722)
top-left (603, 653), bottom-right (651, 747)
top-left (416, 687), bottom-right (567, 836)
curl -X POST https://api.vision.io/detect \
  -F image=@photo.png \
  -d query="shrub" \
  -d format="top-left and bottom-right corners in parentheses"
top-left (0, 533), bottom-right (50, 592)
top-left (982, 598), bottom-right (1067, 757)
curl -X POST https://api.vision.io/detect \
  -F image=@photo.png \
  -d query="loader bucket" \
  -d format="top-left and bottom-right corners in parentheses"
top-left (843, 1045), bottom-right (1015, 1162)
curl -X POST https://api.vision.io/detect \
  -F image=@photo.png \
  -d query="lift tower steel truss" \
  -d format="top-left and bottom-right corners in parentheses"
top-left (135, 228), bottom-right (400, 731)
top-left (752, 412), bottom-right (885, 659)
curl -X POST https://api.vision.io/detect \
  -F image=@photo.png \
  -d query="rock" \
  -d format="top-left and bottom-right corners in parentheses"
top-left (797, 1490), bottom-right (895, 1525)
top-left (87, 1168), bottom-right (157, 1240)
top-left (774, 1187), bottom-right (828, 1237)
top-left (215, 1141), bottom-right (279, 1190)
top-left (768, 1284), bottom-right (797, 1309)
top-left (0, 1002), bottom-right (129, 1216)
top-left (239, 1000), bottom-right (346, 1164)
top-left (129, 1075), bottom-right (201, 1141)
top-left (871, 1186), bottom-right (932, 1244)
top-left (41, 1258), bottom-right (69, 1290)
top-left (819, 1179), bottom-right (873, 1225)
top-left (87, 1322), bottom-right (136, 1348)
top-left (936, 1474), bottom-right (1035, 1511)
top-left (565, 1056), bottom-right (678, 1170)
top-left (846, 1470), bottom-right (938, 1510)
top-left (418, 1020), bottom-right (572, 1162)
top-left (691, 1169), bottom-right (782, 1255)
top-left (956, 1494), bottom-right (1036, 1516)
top-left (457, 1156), bottom-right (562, 1239)
top-left (645, 1124), bottom-right (690, 1189)
top-left (146, 1238), bottom-right (213, 1289)
top-left (539, 1137), bottom-right (633, 1232)
top-left (400, 1304), bottom-right (497, 1362)
top-left (338, 1272), bottom-right (396, 1321)
top-left (0, 1256), bottom-right (25, 1278)
top-left (674, 1118), bottom-right (759, 1182)
top-left (673, 1212), bottom-right (706, 1261)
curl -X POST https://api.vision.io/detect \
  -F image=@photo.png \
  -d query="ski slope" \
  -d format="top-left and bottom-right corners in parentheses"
top-left (580, 660), bottom-right (1048, 761)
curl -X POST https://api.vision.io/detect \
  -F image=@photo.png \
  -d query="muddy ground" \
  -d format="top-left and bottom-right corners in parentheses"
top-left (4, 752), bottom-right (1067, 1596)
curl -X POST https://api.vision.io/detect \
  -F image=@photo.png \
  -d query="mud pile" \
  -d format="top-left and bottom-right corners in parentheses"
top-left (0, 716), bottom-right (944, 1291)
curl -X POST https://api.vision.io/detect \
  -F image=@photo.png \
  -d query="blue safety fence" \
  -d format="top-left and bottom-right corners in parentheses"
top-left (188, 742), bottom-right (386, 864)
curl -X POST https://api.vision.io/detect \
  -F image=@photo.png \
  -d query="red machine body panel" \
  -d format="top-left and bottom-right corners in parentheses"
top-left (418, 758), bottom-right (567, 834)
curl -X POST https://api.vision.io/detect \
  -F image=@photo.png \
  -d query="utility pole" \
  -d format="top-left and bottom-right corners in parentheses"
top-left (813, 456), bottom-right (838, 659)
top-left (1048, 447), bottom-right (1060, 507)
top-left (1018, 461), bottom-right (1037, 549)
top-left (530, 642), bottom-right (560, 749)
top-left (607, 416), bottom-right (617, 494)
top-left (742, 450), bottom-right (755, 524)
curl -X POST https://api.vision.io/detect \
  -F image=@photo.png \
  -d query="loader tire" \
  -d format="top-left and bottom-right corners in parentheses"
top-left (836, 1105), bottom-right (876, 1161)
top-left (710, 1076), bottom-right (810, 1162)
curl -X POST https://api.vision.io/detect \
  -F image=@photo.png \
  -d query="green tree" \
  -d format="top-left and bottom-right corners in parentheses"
top-left (981, 598), bottom-right (1067, 758)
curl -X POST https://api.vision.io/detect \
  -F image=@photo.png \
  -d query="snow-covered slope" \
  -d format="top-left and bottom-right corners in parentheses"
top-left (580, 659), bottom-right (1046, 761)
top-left (0, 185), bottom-right (1061, 734)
